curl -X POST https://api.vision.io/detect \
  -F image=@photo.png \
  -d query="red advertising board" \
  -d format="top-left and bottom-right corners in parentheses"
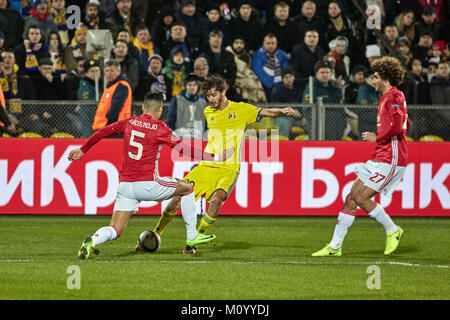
top-left (0, 138), bottom-right (449, 216)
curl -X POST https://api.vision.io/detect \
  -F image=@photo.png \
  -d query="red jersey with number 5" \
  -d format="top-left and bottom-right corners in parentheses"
top-left (370, 86), bottom-right (410, 167)
top-left (81, 114), bottom-right (181, 182)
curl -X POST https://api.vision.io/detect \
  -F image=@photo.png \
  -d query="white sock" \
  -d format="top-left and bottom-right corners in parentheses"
top-left (329, 212), bottom-right (355, 250)
top-left (181, 192), bottom-right (198, 241)
top-left (368, 203), bottom-right (398, 235)
top-left (92, 226), bottom-right (118, 247)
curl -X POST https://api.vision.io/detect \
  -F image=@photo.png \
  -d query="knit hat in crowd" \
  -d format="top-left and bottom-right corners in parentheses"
top-left (419, 29), bottom-right (433, 39)
top-left (209, 29), bottom-right (224, 39)
top-left (239, 0), bottom-right (253, 8)
top-left (87, 0), bottom-right (100, 7)
top-left (422, 6), bottom-right (435, 15)
top-left (184, 73), bottom-right (199, 85)
top-left (351, 64), bottom-right (367, 76)
top-left (432, 41), bottom-right (446, 52)
top-left (281, 67), bottom-right (294, 78)
top-left (83, 58), bottom-right (100, 71)
top-left (364, 68), bottom-right (375, 78)
top-left (39, 57), bottom-right (53, 66)
top-left (314, 60), bottom-right (331, 73)
top-left (208, 3), bottom-right (220, 13)
top-left (396, 36), bottom-right (410, 48)
top-left (170, 21), bottom-right (186, 30)
top-left (181, 0), bottom-right (195, 8)
top-left (148, 54), bottom-right (163, 63)
top-left (194, 57), bottom-right (208, 69)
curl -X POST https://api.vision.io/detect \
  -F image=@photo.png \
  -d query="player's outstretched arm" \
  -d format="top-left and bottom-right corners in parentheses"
top-left (172, 141), bottom-right (235, 162)
top-left (259, 107), bottom-right (301, 118)
top-left (70, 120), bottom-right (127, 160)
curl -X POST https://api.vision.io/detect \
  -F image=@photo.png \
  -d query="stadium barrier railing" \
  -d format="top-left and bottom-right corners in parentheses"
top-left (2, 100), bottom-right (449, 141)
top-left (321, 103), bottom-right (450, 142)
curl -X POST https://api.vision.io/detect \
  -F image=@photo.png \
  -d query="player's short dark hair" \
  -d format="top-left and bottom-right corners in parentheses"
top-left (201, 75), bottom-right (229, 95)
top-left (371, 56), bottom-right (405, 87)
top-left (143, 92), bottom-right (164, 110)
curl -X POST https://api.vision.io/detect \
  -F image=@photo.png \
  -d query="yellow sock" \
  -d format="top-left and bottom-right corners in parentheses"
top-left (154, 210), bottom-right (176, 235)
top-left (198, 212), bottom-right (216, 234)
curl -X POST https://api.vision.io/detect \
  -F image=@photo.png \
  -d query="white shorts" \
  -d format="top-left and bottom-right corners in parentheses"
top-left (113, 177), bottom-right (178, 213)
top-left (354, 160), bottom-right (405, 195)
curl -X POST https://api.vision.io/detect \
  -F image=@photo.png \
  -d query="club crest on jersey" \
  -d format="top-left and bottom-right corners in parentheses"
top-left (228, 112), bottom-right (236, 119)
top-left (392, 104), bottom-right (400, 108)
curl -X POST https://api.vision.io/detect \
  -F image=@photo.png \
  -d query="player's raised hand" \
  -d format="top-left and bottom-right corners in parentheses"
top-left (282, 107), bottom-right (301, 118)
top-left (362, 132), bottom-right (377, 143)
top-left (68, 149), bottom-right (85, 161)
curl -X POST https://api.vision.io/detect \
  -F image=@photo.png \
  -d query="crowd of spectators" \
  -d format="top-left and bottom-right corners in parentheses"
top-left (0, 0), bottom-right (449, 140)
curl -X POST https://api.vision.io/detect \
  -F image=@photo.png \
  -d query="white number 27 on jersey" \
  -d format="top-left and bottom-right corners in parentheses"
top-left (128, 130), bottom-right (145, 160)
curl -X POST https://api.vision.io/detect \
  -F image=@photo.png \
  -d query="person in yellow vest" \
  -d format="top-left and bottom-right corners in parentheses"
top-left (92, 60), bottom-right (132, 131)
top-left (0, 82), bottom-right (15, 136)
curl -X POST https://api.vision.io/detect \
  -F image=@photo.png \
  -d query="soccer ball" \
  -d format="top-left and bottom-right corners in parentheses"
top-left (137, 230), bottom-right (161, 253)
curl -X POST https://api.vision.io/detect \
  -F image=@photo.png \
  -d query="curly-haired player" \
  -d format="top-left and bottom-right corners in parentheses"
top-left (312, 56), bottom-right (410, 256)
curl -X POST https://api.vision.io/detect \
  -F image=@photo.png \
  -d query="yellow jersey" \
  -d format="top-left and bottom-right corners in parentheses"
top-left (200, 101), bottom-right (262, 172)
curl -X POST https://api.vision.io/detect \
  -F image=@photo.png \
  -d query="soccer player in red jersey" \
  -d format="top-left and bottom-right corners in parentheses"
top-left (68, 92), bottom-right (233, 259)
top-left (312, 56), bottom-right (410, 256)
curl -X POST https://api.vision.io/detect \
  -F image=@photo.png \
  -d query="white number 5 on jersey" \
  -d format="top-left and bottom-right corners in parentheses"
top-left (128, 130), bottom-right (145, 160)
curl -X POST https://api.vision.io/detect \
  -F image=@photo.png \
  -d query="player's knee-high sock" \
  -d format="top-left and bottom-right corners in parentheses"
top-left (181, 192), bottom-right (198, 241)
top-left (92, 226), bottom-right (118, 247)
top-left (368, 203), bottom-right (398, 235)
top-left (198, 212), bottom-right (216, 234)
top-left (330, 211), bottom-right (355, 250)
top-left (154, 209), bottom-right (177, 235)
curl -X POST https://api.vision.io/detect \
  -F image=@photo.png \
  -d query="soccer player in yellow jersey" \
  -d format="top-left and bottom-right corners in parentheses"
top-left (154, 75), bottom-right (300, 253)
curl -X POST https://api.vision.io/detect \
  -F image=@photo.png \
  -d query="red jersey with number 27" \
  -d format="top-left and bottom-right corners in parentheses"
top-left (81, 114), bottom-right (182, 182)
top-left (370, 86), bottom-right (410, 167)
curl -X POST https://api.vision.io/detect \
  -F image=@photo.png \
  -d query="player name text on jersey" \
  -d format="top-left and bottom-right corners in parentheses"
top-left (129, 119), bottom-right (158, 130)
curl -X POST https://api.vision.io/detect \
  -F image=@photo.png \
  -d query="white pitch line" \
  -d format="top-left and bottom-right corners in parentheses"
top-left (2, 259), bottom-right (447, 269)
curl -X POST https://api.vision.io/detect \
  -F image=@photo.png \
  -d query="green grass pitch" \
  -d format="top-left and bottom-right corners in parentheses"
top-left (0, 215), bottom-right (449, 300)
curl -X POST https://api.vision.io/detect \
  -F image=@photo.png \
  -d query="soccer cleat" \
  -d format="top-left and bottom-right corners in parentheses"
top-left (78, 236), bottom-right (100, 259)
top-left (384, 226), bottom-right (404, 255)
top-left (186, 233), bottom-right (216, 247)
top-left (311, 244), bottom-right (343, 257)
